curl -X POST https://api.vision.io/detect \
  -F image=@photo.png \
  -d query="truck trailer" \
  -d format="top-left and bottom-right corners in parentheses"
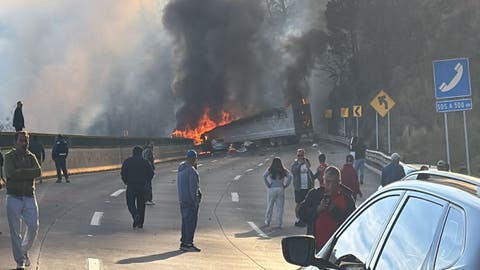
top-left (201, 104), bottom-right (313, 151)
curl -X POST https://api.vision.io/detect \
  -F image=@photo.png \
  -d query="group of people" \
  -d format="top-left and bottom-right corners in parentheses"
top-left (120, 146), bottom-right (202, 252)
top-left (261, 147), bottom-right (365, 250)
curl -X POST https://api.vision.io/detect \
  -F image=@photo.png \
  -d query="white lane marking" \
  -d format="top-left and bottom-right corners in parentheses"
top-left (90, 212), bottom-right (104, 226)
top-left (265, 158), bottom-right (270, 162)
top-left (110, 189), bottom-right (126, 197)
top-left (104, 201), bottom-right (111, 203)
top-left (171, 169), bottom-right (178, 173)
top-left (231, 192), bottom-right (239, 202)
top-left (234, 175), bottom-right (242, 181)
top-left (87, 258), bottom-right (102, 270)
top-left (245, 168), bottom-right (254, 173)
top-left (258, 163), bottom-right (264, 167)
top-left (247, 221), bottom-right (269, 238)
top-left (198, 163), bottom-right (203, 167)
top-left (270, 154), bottom-right (274, 157)
top-left (211, 160), bottom-right (217, 163)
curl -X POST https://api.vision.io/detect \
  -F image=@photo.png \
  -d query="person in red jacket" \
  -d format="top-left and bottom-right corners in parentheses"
top-left (341, 154), bottom-right (362, 201)
top-left (313, 153), bottom-right (329, 187)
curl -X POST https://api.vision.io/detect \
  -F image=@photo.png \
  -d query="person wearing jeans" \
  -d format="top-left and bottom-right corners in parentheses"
top-left (177, 150), bottom-right (202, 252)
top-left (4, 131), bottom-right (42, 270)
top-left (263, 157), bottom-right (292, 228)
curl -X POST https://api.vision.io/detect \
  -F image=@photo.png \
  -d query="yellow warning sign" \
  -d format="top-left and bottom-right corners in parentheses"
top-left (370, 90), bottom-right (395, 117)
top-left (340, 107), bottom-right (349, 118)
top-left (352, 105), bottom-right (362, 118)
top-left (324, 109), bottom-right (333, 119)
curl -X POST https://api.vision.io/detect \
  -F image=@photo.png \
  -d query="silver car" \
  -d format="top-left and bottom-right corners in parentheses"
top-left (283, 170), bottom-right (480, 269)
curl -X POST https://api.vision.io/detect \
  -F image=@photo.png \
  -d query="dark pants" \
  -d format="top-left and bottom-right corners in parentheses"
top-left (126, 186), bottom-right (146, 226)
top-left (54, 158), bottom-right (68, 180)
top-left (180, 204), bottom-right (199, 246)
top-left (145, 179), bottom-right (153, 202)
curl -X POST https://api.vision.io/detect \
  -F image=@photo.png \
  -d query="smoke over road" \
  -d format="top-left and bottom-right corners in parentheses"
top-left (163, 0), bottom-right (283, 130)
top-left (0, 0), bottom-right (331, 137)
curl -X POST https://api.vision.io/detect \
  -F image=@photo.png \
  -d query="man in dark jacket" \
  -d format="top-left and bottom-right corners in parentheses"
top-left (0, 151), bottom-right (4, 189)
top-left (13, 101), bottom-right (25, 132)
top-left (52, 134), bottom-right (69, 183)
top-left (142, 142), bottom-right (155, 205)
top-left (352, 137), bottom-right (367, 184)
top-left (299, 166), bottom-right (356, 251)
top-left (177, 150), bottom-right (202, 252)
top-left (381, 153), bottom-right (406, 186)
top-left (28, 136), bottom-right (45, 183)
top-left (121, 146), bottom-right (154, 229)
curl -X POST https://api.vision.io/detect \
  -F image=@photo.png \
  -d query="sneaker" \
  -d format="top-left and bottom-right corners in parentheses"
top-left (16, 262), bottom-right (25, 270)
top-left (55, 179), bottom-right (62, 183)
top-left (181, 245), bottom-right (201, 252)
top-left (145, 200), bottom-right (155, 205)
top-left (66, 179), bottom-right (70, 183)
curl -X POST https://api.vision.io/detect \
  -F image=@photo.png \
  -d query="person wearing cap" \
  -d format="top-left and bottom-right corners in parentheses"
top-left (177, 150), bottom-right (202, 252)
top-left (437, 160), bottom-right (449, 171)
top-left (121, 146), bottom-right (154, 229)
top-left (381, 153), bottom-right (406, 186)
top-left (13, 101), bottom-right (25, 132)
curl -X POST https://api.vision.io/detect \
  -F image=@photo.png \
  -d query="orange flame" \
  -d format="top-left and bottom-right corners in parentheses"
top-left (172, 109), bottom-right (236, 145)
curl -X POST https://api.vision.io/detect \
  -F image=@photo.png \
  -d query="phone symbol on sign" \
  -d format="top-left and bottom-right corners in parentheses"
top-left (439, 63), bottom-right (463, 92)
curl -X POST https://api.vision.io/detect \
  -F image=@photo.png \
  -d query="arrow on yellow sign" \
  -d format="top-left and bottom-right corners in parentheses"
top-left (370, 90), bottom-right (395, 117)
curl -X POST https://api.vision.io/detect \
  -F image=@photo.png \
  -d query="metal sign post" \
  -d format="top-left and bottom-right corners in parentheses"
top-left (370, 90), bottom-right (395, 151)
top-left (344, 119), bottom-right (347, 137)
top-left (387, 111), bottom-right (391, 153)
top-left (444, 113), bottom-right (451, 167)
top-left (463, 111), bottom-right (471, 175)
top-left (356, 118), bottom-right (359, 137)
top-left (376, 113), bottom-right (379, 150)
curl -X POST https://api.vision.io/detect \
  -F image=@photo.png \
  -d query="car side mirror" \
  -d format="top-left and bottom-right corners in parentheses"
top-left (282, 235), bottom-right (316, 266)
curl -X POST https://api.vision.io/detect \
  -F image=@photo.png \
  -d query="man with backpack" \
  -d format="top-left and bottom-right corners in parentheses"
top-left (52, 134), bottom-right (69, 183)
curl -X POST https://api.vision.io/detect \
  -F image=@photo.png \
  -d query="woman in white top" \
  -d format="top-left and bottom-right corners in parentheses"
top-left (263, 157), bottom-right (293, 228)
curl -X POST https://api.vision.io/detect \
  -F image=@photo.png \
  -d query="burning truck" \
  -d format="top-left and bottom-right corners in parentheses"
top-left (200, 103), bottom-right (313, 152)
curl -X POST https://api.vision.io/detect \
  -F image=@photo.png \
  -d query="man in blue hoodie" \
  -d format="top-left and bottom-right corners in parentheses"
top-left (177, 150), bottom-right (202, 252)
top-left (52, 134), bottom-right (69, 183)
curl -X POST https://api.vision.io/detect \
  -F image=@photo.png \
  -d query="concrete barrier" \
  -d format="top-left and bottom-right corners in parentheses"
top-left (1, 144), bottom-right (190, 179)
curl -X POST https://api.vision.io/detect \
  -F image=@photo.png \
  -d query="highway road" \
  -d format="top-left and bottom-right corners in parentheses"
top-left (0, 141), bottom-right (381, 270)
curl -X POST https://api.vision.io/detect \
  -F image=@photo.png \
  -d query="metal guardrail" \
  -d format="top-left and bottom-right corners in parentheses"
top-left (319, 134), bottom-right (419, 173)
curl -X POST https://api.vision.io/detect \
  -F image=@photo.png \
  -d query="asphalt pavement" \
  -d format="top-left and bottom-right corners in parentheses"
top-left (0, 141), bottom-right (381, 270)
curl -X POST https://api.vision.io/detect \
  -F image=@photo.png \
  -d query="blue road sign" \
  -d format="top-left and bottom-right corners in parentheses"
top-left (433, 58), bottom-right (471, 99)
top-left (436, 98), bottom-right (473, 113)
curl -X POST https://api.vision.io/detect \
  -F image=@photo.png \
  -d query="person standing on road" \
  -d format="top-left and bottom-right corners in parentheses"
top-left (121, 146), bottom-right (154, 229)
top-left (298, 166), bottom-right (356, 251)
top-left (341, 154), bottom-right (362, 201)
top-left (352, 137), bottom-right (367, 184)
top-left (52, 134), bottom-right (69, 183)
top-left (0, 151), bottom-right (4, 187)
top-left (313, 153), bottom-right (329, 187)
top-left (177, 150), bottom-right (202, 252)
top-left (28, 136), bottom-right (45, 184)
top-left (381, 153), bottom-right (406, 186)
top-left (4, 131), bottom-right (42, 270)
top-left (13, 101), bottom-right (25, 132)
top-left (263, 157), bottom-right (292, 228)
top-left (142, 142), bottom-right (155, 205)
top-left (291, 148), bottom-right (314, 227)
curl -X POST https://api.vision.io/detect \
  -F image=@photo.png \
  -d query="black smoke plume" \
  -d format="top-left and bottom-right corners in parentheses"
top-left (163, 0), bottom-right (281, 130)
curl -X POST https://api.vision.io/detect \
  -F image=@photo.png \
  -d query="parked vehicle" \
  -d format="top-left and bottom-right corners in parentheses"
top-left (201, 104), bottom-right (313, 151)
top-left (283, 170), bottom-right (480, 269)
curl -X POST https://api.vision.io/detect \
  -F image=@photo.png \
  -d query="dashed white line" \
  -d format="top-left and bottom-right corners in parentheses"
top-left (265, 158), bottom-right (270, 162)
top-left (171, 169), bottom-right (178, 173)
top-left (247, 221), bottom-right (269, 238)
top-left (231, 192), bottom-right (239, 202)
top-left (234, 175), bottom-right (242, 181)
top-left (258, 163), bottom-right (264, 167)
top-left (197, 163), bottom-right (204, 167)
top-left (87, 258), bottom-right (102, 270)
top-left (110, 189), bottom-right (126, 197)
top-left (90, 212), bottom-right (104, 226)
top-left (270, 154), bottom-right (274, 157)
top-left (211, 160), bottom-right (218, 163)
top-left (245, 168), bottom-right (254, 173)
